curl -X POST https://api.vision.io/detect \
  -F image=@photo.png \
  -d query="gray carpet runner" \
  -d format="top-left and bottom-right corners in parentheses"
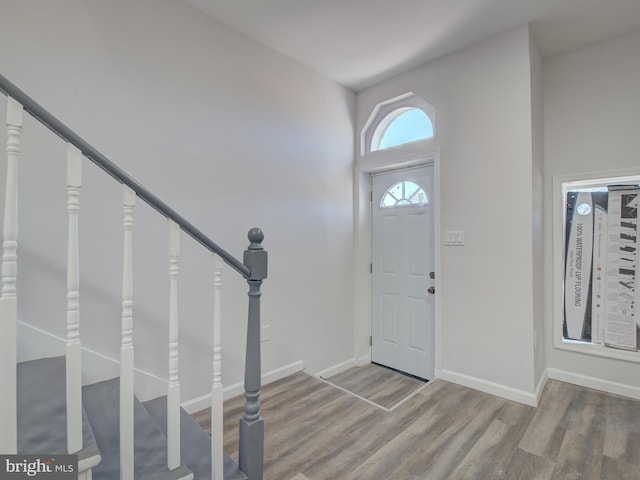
top-left (144, 396), bottom-right (246, 480)
top-left (82, 377), bottom-right (192, 480)
top-left (17, 356), bottom-right (241, 479)
top-left (17, 356), bottom-right (99, 462)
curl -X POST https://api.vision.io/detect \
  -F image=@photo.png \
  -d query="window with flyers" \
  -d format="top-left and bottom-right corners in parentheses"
top-left (558, 174), bottom-right (640, 359)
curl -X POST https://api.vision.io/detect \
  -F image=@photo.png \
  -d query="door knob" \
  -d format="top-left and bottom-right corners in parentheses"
top-left (428, 287), bottom-right (435, 294)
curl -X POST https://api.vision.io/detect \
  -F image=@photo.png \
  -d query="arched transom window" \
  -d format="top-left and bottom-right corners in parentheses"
top-left (374, 108), bottom-right (434, 152)
top-left (381, 181), bottom-right (428, 208)
top-left (361, 92), bottom-right (436, 156)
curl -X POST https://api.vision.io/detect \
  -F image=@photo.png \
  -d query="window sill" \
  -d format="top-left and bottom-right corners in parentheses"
top-left (556, 339), bottom-right (640, 364)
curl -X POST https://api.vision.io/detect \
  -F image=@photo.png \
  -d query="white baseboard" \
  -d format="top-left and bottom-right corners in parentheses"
top-left (356, 354), bottom-right (371, 367)
top-left (435, 368), bottom-right (538, 406)
top-left (547, 368), bottom-right (640, 400)
top-left (17, 320), bottom-right (167, 401)
top-left (314, 358), bottom-right (357, 379)
top-left (533, 369), bottom-right (549, 406)
top-left (182, 360), bottom-right (305, 414)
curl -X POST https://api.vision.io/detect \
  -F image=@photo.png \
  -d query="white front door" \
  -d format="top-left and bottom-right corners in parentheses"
top-left (371, 166), bottom-right (435, 379)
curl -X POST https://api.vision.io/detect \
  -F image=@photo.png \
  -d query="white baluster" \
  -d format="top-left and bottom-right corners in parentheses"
top-left (66, 143), bottom-right (83, 454)
top-left (0, 97), bottom-right (22, 454)
top-left (120, 185), bottom-right (136, 480)
top-left (167, 220), bottom-right (181, 471)
top-left (211, 255), bottom-right (224, 480)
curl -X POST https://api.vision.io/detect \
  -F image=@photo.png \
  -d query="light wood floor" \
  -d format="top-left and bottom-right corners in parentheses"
top-left (324, 363), bottom-right (427, 410)
top-left (192, 372), bottom-right (640, 480)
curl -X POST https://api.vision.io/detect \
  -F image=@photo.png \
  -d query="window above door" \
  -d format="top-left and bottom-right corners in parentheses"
top-left (361, 92), bottom-right (436, 157)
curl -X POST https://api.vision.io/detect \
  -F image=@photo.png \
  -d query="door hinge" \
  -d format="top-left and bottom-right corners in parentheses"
top-left (370, 263), bottom-right (373, 274)
top-left (370, 191), bottom-right (373, 202)
top-left (369, 335), bottom-right (372, 346)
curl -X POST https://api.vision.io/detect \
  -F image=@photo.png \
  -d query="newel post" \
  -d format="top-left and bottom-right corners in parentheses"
top-left (239, 228), bottom-right (267, 480)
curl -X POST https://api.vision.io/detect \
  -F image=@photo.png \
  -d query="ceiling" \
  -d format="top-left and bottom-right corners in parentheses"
top-left (182, 0), bottom-right (640, 91)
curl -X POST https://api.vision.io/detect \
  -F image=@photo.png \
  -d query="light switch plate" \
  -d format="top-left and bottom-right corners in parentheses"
top-left (444, 230), bottom-right (464, 245)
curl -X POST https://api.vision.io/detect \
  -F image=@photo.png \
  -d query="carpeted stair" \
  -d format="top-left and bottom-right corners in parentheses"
top-left (17, 356), bottom-right (244, 480)
top-left (144, 396), bottom-right (245, 480)
top-left (17, 356), bottom-right (100, 468)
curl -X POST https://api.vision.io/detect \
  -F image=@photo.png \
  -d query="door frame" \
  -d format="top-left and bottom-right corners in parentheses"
top-left (354, 148), bottom-right (442, 373)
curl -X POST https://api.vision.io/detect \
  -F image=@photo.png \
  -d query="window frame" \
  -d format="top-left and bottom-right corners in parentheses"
top-left (361, 92), bottom-right (436, 157)
top-left (553, 169), bottom-right (640, 363)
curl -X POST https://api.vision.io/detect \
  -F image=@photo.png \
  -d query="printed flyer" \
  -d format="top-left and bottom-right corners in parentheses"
top-left (564, 186), bottom-right (639, 350)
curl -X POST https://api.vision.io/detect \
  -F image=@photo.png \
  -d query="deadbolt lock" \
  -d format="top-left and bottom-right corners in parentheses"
top-left (429, 271), bottom-right (435, 279)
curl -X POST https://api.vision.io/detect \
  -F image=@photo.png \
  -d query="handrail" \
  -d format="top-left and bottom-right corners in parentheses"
top-left (0, 73), bottom-right (250, 278)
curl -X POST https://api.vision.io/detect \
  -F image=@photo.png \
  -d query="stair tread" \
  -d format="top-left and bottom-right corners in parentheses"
top-left (143, 395), bottom-right (246, 480)
top-left (83, 377), bottom-right (191, 480)
top-left (17, 356), bottom-right (100, 463)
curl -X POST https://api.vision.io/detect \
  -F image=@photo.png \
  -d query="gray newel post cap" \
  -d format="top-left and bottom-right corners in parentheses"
top-left (244, 227), bottom-right (268, 281)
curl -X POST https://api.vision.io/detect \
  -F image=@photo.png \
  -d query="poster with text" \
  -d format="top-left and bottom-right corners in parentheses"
top-left (564, 187), bottom-right (639, 351)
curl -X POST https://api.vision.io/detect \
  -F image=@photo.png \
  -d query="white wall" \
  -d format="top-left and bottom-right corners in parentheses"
top-left (357, 26), bottom-right (538, 400)
top-left (0, 0), bottom-right (355, 402)
top-left (544, 30), bottom-right (640, 392)
top-left (530, 31), bottom-right (546, 390)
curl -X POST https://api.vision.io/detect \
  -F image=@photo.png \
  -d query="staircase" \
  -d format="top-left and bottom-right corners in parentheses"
top-left (18, 356), bottom-right (245, 479)
top-left (1, 74), bottom-right (267, 479)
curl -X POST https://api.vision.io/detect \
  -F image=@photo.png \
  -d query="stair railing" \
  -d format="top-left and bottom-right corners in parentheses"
top-left (0, 73), bottom-right (266, 480)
